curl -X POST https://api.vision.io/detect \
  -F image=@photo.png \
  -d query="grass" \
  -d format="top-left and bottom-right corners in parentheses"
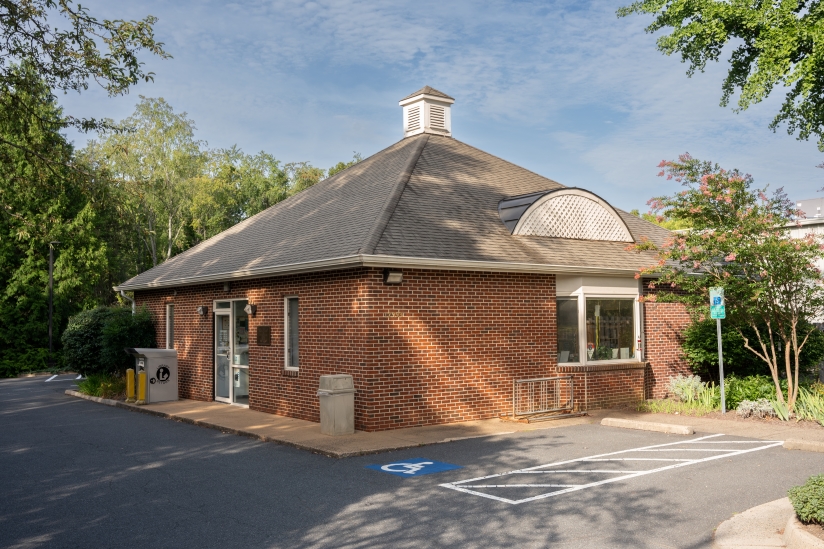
top-left (637, 398), bottom-right (717, 416)
top-left (76, 373), bottom-right (126, 400)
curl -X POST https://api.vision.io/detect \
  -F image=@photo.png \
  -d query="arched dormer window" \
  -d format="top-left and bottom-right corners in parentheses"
top-left (504, 188), bottom-right (634, 242)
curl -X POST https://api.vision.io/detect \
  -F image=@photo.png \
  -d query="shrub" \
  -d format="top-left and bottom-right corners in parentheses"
top-left (724, 374), bottom-right (779, 410)
top-left (669, 374), bottom-right (705, 401)
top-left (794, 387), bottom-right (824, 424)
top-left (789, 474), bottom-right (824, 525)
top-left (62, 306), bottom-right (155, 375)
top-left (682, 319), bottom-right (824, 379)
top-left (76, 373), bottom-right (127, 399)
top-left (735, 399), bottom-right (775, 419)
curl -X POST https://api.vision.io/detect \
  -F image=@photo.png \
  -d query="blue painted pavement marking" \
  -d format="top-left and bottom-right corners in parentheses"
top-left (366, 458), bottom-right (462, 477)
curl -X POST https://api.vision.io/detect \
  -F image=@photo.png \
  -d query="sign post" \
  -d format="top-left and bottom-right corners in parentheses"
top-left (710, 287), bottom-right (726, 414)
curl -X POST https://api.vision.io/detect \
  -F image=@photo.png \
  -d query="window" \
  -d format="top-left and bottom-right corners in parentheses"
top-left (556, 298), bottom-right (579, 363)
top-left (285, 297), bottom-right (299, 369)
top-left (585, 298), bottom-right (635, 361)
top-left (166, 304), bottom-right (175, 349)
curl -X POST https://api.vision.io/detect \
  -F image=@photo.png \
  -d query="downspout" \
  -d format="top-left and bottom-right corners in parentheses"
top-left (119, 289), bottom-right (135, 315)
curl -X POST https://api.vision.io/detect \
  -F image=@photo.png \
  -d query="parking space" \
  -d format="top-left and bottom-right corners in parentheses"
top-left (4, 376), bottom-right (824, 549)
top-left (440, 434), bottom-right (783, 505)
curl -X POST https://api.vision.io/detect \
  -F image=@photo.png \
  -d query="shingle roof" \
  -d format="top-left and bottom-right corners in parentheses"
top-left (400, 86), bottom-right (454, 102)
top-left (117, 134), bottom-right (669, 290)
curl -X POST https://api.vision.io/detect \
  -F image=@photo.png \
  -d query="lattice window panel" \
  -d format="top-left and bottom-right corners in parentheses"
top-left (407, 106), bottom-right (421, 131)
top-left (514, 194), bottom-right (633, 242)
top-left (430, 105), bottom-right (445, 130)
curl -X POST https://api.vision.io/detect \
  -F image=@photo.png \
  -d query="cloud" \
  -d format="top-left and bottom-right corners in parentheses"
top-left (57, 0), bottom-right (824, 211)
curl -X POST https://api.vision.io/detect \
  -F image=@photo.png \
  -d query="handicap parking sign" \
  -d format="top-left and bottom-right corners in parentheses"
top-left (366, 458), bottom-right (462, 477)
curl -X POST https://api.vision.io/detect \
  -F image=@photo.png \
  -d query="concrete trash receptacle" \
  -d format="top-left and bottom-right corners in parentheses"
top-left (317, 374), bottom-right (355, 436)
top-left (124, 348), bottom-right (178, 403)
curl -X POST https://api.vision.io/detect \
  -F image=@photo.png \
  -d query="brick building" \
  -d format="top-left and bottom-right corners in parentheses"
top-left (116, 87), bottom-right (691, 431)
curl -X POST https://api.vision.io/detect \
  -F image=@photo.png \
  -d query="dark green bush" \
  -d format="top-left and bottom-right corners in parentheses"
top-left (789, 474), bottom-right (824, 525)
top-left (62, 306), bottom-right (155, 375)
top-left (724, 374), bottom-right (783, 410)
top-left (76, 373), bottom-right (127, 399)
top-left (682, 319), bottom-right (824, 380)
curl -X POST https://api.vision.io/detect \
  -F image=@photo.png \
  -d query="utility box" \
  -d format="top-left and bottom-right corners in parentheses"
top-left (124, 348), bottom-right (178, 403)
top-left (317, 374), bottom-right (355, 436)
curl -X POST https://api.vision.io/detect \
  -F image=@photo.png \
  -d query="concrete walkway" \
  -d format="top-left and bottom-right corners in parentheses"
top-left (65, 390), bottom-right (824, 457)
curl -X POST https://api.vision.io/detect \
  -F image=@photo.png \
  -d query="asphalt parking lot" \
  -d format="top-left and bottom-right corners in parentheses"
top-left (2, 375), bottom-right (823, 549)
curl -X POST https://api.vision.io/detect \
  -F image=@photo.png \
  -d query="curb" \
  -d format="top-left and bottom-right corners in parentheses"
top-left (785, 515), bottom-right (824, 548)
top-left (784, 439), bottom-right (824, 453)
top-left (601, 417), bottom-right (694, 435)
top-left (65, 390), bottom-right (435, 459)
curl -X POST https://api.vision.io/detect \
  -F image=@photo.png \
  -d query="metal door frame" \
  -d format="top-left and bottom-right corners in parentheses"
top-left (214, 308), bottom-right (232, 404)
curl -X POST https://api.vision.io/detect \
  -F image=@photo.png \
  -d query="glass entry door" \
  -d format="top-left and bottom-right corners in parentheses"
top-left (214, 300), bottom-right (250, 405)
top-left (215, 312), bottom-right (231, 403)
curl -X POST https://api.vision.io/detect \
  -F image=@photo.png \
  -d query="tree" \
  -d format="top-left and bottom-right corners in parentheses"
top-left (0, 67), bottom-right (117, 376)
top-left (0, 0), bottom-right (169, 164)
top-left (327, 152), bottom-right (362, 178)
top-left (634, 154), bottom-right (824, 414)
top-left (618, 1), bottom-right (824, 151)
top-left (88, 97), bottom-right (203, 266)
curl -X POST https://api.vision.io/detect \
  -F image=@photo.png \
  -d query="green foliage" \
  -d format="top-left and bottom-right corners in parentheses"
top-left (76, 373), bottom-right (127, 399)
top-left (794, 387), bottom-right (824, 425)
top-left (725, 374), bottom-right (780, 410)
top-left (618, 0), bottom-right (824, 151)
top-left (62, 306), bottom-right (155, 376)
top-left (327, 152), bottom-right (362, 178)
top-left (735, 399), bottom-right (775, 419)
top-left (669, 374), bottom-right (705, 401)
top-left (634, 154), bottom-right (824, 413)
top-left (789, 475), bottom-right (824, 525)
top-left (0, 0), bottom-right (169, 164)
top-left (641, 379), bottom-right (720, 414)
top-left (682, 320), bottom-right (769, 378)
top-left (631, 208), bottom-right (692, 230)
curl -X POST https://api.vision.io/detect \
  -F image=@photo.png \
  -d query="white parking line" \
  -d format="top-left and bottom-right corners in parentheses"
top-left (440, 434), bottom-right (783, 505)
top-left (44, 375), bottom-right (57, 382)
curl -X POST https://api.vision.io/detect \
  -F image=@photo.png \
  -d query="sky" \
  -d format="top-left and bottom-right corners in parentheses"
top-left (57, 0), bottom-right (824, 213)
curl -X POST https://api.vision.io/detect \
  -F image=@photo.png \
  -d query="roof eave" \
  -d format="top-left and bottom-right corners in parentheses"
top-left (115, 254), bottom-right (644, 292)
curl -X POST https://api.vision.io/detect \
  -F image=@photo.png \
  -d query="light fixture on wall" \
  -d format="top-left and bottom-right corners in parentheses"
top-left (383, 269), bottom-right (403, 284)
top-left (223, 282), bottom-right (230, 292)
top-left (244, 303), bottom-right (257, 317)
top-left (196, 305), bottom-right (208, 316)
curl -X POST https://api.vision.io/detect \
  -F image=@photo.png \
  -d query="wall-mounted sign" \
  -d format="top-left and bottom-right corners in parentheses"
top-left (257, 326), bottom-right (272, 346)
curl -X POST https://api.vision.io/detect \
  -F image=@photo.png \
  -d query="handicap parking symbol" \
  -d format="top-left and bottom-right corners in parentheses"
top-left (366, 458), bottom-right (462, 478)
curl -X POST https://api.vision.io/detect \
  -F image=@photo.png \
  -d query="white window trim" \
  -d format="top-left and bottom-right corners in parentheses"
top-left (556, 293), bottom-right (642, 366)
top-left (284, 296), bottom-right (299, 371)
top-left (165, 303), bottom-right (174, 350)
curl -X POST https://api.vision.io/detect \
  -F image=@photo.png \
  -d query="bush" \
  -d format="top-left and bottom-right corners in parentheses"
top-left (682, 319), bottom-right (824, 379)
top-left (735, 399), bottom-right (775, 419)
top-left (724, 374), bottom-right (779, 410)
top-left (76, 373), bottom-right (127, 399)
top-left (789, 474), bottom-right (824, 525)
top-left (669, 374), bottom-right (705, 401)
top-left (62, 306), bottom-right (155, 375)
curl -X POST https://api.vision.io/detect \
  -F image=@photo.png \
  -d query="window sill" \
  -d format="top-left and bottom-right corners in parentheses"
top-left (558, 361), bottom-right (647, 373)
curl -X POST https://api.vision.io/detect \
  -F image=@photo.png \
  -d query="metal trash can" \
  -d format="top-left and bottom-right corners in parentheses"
top-left (317, 374), bottom-right (355, 436)
top-left (125, 348), bottom-right (178, 403)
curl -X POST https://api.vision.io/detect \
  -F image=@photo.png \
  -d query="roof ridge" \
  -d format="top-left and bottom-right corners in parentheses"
top-left (358, 134), bottom-right (429, 255)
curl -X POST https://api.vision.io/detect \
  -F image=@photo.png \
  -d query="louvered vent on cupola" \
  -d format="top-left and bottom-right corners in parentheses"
top-left (399, 86), bottom-right (455, 138)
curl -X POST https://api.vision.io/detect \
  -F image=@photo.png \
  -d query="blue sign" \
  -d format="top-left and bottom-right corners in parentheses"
top-left (710, 287), bottom-right (726, 319)
top-left (366, 458), bottom-right (462, 477)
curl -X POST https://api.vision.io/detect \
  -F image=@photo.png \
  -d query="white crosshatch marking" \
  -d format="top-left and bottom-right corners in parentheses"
top-left (440, 434), bottom-right (783, 505)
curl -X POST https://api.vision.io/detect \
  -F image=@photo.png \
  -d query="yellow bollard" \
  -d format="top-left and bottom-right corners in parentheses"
top-left (135, 371), bottom-right (147, 405)
top-left (125, 368), bottom-right (135, 403)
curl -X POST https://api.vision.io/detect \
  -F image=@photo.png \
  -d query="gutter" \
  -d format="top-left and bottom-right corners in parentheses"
top-left (118, 289), bottom-right (135, 314)
top-left (114, 254), bottom-right (645, 292)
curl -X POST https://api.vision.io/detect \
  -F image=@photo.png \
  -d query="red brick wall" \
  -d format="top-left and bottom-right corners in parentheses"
top-left (643, 303), bottom-right (693, 399)
top-left (133, 268), bottom-right (678, 431)
top-left (357, 269), bottom-right (557, 430)
top-left (561, 366), bottom-right (645, 409)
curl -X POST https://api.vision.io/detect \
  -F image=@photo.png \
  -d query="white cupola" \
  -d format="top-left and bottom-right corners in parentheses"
top-left (399, 86), bottom-right (454, 138)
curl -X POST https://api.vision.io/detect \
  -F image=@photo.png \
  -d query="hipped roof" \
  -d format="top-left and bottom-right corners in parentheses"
top-left (117, 134), bottom-right (669, 291)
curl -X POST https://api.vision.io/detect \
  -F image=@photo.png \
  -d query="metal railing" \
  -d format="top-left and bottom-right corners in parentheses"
top-left (512, 376), bottom-right (574, 417)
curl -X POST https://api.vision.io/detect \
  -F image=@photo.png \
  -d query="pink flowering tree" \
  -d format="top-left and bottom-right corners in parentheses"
top-left (634, 154), bottom-right (824, 413)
